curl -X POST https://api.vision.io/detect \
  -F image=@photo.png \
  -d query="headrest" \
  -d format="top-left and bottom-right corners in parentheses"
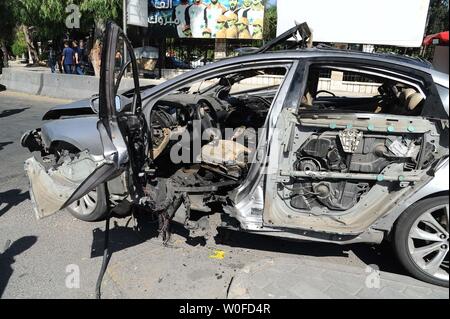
top-left (407, 93), bottom-right (424, 111)
top-left (400, 88), bottom-right (417, 105)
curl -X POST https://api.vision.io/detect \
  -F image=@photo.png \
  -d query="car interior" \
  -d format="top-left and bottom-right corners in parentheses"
top-left (299, 65), bottom-right (427, 116)
top-left (146, 66), bottom-right (288, 180)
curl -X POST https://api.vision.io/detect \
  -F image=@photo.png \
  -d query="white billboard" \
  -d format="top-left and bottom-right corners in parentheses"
top-left (127, 0), bottom-right (149, 27)
top-left (277, 0), bottom-right (430, 47)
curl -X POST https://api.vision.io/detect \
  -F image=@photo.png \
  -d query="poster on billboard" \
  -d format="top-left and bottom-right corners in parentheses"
top-left (128, 0), bottom-right (149, 27)
top-left (148, 0), bottom-right (265, 39)
top-left (276, 0), bottom-right (430, 47)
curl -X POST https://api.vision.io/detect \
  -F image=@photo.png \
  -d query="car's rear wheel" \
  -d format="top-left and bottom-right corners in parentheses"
top-left (394, 196), bottom-right (449, 287)
top-left (66, 183), bottom-right (108, 222)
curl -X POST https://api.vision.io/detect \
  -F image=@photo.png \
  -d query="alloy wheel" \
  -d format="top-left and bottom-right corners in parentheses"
top-left (69, 189), bottom-right (98, 216)
top-left (408, 204), bottom-right (449, 282)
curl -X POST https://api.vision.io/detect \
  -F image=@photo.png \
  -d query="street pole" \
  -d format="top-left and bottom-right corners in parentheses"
top-left (123, 0), bottom-right (128, 77)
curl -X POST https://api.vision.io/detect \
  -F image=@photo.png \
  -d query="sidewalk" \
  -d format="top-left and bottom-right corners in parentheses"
top-left (6, 60), bottom-right (51, 73)
top-left (227, 258), bottom-right (449, 299)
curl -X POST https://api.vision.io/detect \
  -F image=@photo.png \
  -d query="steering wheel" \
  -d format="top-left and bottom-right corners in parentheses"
top-left (315, 90), bottom-right (336, 98)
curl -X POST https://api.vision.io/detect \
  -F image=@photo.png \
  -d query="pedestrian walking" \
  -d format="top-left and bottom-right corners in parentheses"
top-left (61, 41), bottom-right (74, 74)
top-left (72, 40), bottom-right (83, 75)
top-left (56, 45), bottom-right (63, 74)
top-left (48, 44), bottom-right (57, 73)
top-left (77, 39), bottom-right (87, 75)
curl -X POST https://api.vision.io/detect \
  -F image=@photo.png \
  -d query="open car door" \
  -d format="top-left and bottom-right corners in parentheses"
top-left (25, 22), bottom-right (147, 219)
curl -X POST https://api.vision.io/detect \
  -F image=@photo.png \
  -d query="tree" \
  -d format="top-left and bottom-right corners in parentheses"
top-left (79, 0), bottom-right (122, 76)
top-left (426, 0), bottom-right (449, 35)
top-left (5, 0), bottom-right (70, 63)
top-left (11, 30), bottom-right (28, 58)
top-left (0, 0), bottom-right (16, 66)
top-left (0, 0), bottom-right (122, 70)
top-left (80, 0), bottom-right (122, 34)
top-left (263, 1), bottom-right (277, 42)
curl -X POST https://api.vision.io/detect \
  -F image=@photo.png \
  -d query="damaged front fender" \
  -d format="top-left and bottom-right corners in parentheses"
top-left (24, 151), bottom-right (105, 219)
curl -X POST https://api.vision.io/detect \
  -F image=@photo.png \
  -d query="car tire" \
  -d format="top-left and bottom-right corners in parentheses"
top-left (393, 196), bottom-right (449, 287)
top-left (65, 183), bottom-right (109, 222)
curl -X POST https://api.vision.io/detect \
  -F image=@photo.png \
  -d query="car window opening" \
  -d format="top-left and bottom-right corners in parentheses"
top-left (299, 65), bottom-right (427, 117)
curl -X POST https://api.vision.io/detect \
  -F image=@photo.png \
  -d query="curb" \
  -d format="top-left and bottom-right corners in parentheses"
top-left (227, 257), bottom-right (449, 299)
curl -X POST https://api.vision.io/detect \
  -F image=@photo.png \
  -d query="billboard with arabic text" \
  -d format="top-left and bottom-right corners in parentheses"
top-left (148, 0), bottom-right (265, 39)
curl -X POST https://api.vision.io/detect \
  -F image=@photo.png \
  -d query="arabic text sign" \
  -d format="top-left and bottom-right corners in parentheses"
top-left (149, 0), bottom-right (265, 39)
top-left (277, 0), bottom-right (430, 47)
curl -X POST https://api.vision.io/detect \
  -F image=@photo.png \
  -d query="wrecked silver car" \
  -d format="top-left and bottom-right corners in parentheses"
top-left (21, 23), bottom-right (449, 287)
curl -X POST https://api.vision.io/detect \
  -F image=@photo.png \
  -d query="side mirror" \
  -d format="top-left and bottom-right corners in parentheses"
top-left (115, 95), bottom-right (122, 112)
top-left (90, 95), bottom-right (100, 113)
top-left (90, 95), bottom-right (124, 113)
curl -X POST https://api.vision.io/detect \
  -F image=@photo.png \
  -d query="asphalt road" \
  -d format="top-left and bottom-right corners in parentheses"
top-left (0, 90), bottom-right (419, 299)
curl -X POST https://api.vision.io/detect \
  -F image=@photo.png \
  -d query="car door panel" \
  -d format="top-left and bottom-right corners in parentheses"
top-left (262, 59), bottom-right (446, 236)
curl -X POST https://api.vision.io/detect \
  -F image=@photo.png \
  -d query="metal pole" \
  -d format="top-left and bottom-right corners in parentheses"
top-left (123, 0), bottom-right (128, 77)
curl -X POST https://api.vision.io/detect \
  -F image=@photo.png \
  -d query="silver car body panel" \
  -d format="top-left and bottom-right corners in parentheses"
top-left (373, 158), bottom-right (449, 231)
top-left (41, 117), bottom-right (103, 155)
top-left (42, 98), bottom-right (95, 120)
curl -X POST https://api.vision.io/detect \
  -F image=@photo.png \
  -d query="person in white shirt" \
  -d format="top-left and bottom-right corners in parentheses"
top-left (205, 0), bottom-right (226, 38)
top-left (173, 0), bottom-right (191, 38)
top-left (186, 0), bottom-right (207, 38)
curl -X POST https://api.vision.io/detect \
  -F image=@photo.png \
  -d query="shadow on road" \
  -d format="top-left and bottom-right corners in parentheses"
top-left (214, 228), bottom-right (406, 275)
top-left (0, 236), bottom-right (38, 298)
top-left (0, 142), bottom-right (13, 151)
top-left (90, 211), bottom-right (406, 277)
top-left (0, 85), bottom-right (5, 92)
top-left (0, 189), bottom-right (30, 218)
top-left (0, 107), bottom-right (29, 119)
top-left (90, 213), bottom-right (160, 258)
top-left (90, 210), bottom-right (208, 259)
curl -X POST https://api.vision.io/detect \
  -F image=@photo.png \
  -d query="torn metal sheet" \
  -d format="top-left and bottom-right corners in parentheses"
top-left (24, 152), bottom-right (103, 219)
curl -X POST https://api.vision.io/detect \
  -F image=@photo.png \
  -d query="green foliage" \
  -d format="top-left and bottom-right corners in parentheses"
top-left (2, 0), bottom-right (122, 42)
top-left (80, 0), bottom-right (122, 24)
top-left (0, 0), bottom-right (15, 42)
top-left (8, 0), bottom-right (69, 41)
top-left (427, 0), bottom-right (449, 35)
top-left (263, 2), bottom-right (277, 42)
top-left (11, 30), bottom-right (28, 57)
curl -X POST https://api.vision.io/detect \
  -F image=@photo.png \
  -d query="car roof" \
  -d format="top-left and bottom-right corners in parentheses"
top-left (142, 46), bottom-right (448, 103)
top-left (302, 46), bottom-right (432, 68)
top-left (227, 47), bottom-right (448, 88)
top-left (232, 47), bottom-right (430, 69)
